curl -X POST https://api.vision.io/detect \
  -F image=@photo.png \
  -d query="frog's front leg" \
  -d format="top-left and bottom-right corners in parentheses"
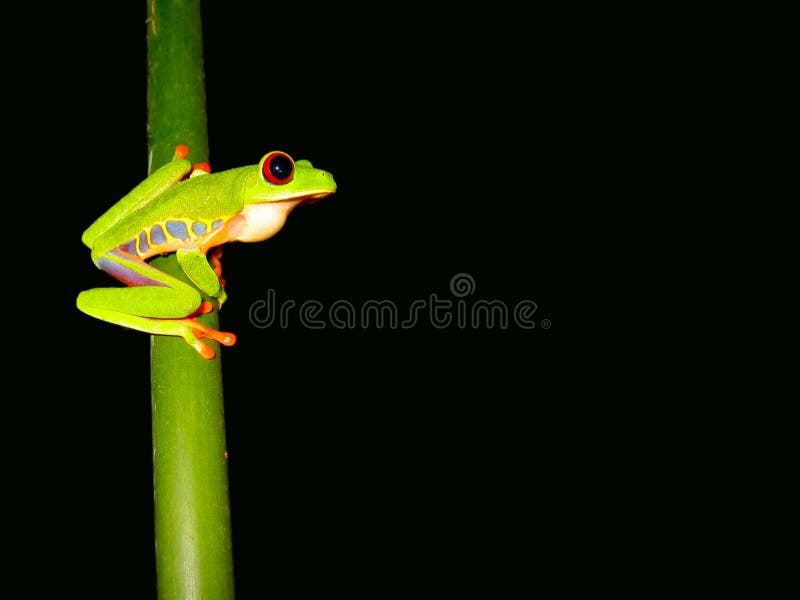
top-left (76, 249), bottom-right (236, 359)
top-left (177, 248), bottom-right (223, 299)
top-left (175, 214), bottom-right (246, 306)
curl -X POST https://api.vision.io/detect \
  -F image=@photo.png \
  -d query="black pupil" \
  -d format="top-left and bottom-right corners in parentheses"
top-left (269, 154), bottom-right (292, 181)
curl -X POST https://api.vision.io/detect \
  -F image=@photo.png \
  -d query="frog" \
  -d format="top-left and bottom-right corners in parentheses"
top-left (77, 145), bottom-right (336, 359)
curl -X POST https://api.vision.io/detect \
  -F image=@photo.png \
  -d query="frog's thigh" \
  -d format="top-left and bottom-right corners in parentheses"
top-left (78, 250), bottom-right (201, 319)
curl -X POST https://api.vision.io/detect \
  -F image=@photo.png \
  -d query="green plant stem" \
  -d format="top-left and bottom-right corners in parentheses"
top-left (147, 1), bottom-right (234, 598)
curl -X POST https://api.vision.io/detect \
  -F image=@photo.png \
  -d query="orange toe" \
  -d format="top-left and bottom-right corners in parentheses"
top-left (178, 316), bottom-right (237, 348)
top-left (174, 144), bottom-right (190, 159)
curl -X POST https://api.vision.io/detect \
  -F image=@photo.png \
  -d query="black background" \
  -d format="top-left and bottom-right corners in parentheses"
top-left (15, 3), bottom-right (584, 597)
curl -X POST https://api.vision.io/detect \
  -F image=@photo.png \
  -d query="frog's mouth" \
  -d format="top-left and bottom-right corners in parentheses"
top-left (255, 190), bottom-right (334, 204)
top-left (297, 191), bottom-right (334, 205)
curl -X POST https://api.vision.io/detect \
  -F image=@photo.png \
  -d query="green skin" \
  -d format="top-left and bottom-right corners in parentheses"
top-left (78, 148), bottom-right (336, 358)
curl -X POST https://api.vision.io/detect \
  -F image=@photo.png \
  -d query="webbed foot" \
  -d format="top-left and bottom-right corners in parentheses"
top-left (174, 301), bottom-right (236, 359)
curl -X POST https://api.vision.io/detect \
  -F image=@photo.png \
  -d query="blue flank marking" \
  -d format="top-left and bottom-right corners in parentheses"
top-left (192, 221), bottom-right (207, 236)
top-left (212, 219), bottom-right (224, 230)
top-left (150, 224), bottom-right (167, 245)
top-left (138, 231), bottom-right (150, 254)
top-left (120, 240), bottom-right (137, 254)
top-left (166, 220), bottom-right (189, 240)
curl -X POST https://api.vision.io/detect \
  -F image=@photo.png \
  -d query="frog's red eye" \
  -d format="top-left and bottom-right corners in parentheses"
top-left (262, 151), bottom-right (294, 185)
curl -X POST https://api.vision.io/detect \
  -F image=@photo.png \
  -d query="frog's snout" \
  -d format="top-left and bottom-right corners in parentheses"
top-left (309, 169), bottom-right (336, 195)
top-left (320, 170), bottom-right (337, 192)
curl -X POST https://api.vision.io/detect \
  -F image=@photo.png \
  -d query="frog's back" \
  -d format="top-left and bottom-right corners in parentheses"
top-left (89, 167), bottom-right (249, 258)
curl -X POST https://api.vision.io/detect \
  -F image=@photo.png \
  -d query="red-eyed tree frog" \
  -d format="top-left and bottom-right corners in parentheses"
top-left (77, 145), bottom-right (336, 359)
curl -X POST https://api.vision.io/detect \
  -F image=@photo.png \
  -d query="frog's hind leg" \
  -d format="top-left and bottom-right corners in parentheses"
top-left (77, 249), bottom-right (236, 359)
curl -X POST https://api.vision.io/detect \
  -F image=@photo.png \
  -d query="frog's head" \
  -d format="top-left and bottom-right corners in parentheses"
top-left (243, 151), bottom-right (336, 206)
top-left (235, 151), bottom-right (337, 243)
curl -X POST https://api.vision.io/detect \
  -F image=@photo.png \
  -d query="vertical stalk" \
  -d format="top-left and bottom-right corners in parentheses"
top-left (146, 1), bottom-right (235, 598)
